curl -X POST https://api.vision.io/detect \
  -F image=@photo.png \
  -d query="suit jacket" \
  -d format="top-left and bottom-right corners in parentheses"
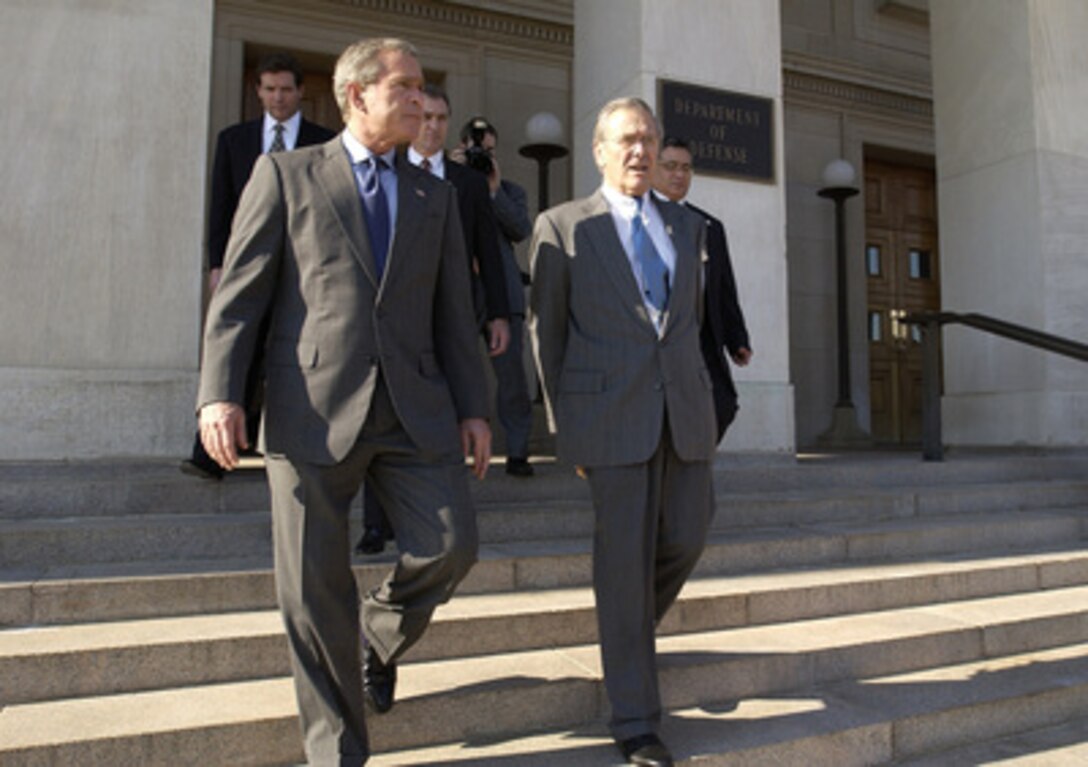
top-left (686, 201), bottom-right (751, 441)
top-left (443, 160), bottom-right (510, 323)
top-left (529, 190), bottom-right (716, 467)
top-left (197, 137), bottom-right (488, 465)
top-left (491, 179), bottom-right (532, 316)
top-left (206, 116), bottom-right (337, 269)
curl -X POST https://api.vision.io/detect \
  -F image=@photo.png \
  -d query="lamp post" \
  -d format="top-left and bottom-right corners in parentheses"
top-left (817, 159), bottom-right (870, 447)
top-left (518, 112), bottom-right (568, 213)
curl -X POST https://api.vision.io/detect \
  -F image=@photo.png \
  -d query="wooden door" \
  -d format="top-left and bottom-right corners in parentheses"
top-left (865, 161), bottom-right (940, 444)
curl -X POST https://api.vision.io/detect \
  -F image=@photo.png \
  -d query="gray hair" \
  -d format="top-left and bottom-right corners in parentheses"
top-left (592, 96), bottom-right (658, 147)
top-left (333, 38), bottom-right (419, 121)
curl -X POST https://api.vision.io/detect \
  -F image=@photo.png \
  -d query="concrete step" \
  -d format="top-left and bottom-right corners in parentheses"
top-left (4, 507), bottom-right (1083, 627)
top-left (5, 548), bottom-right (1088, 705)
top-left (3, 450), bottom-right (1086, 521)
top-left (6, 587), bottom-right (1088, 764)
top-left (894, 716), bottom-right (1088, 765)
top-left (367, 642), bottom-right (1088, 766)
top-left (3, 475), bottom-right (1085, 570)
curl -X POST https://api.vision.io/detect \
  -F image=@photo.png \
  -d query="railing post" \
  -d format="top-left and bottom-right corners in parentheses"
top-left (920, 317), bottom-right (943, 461)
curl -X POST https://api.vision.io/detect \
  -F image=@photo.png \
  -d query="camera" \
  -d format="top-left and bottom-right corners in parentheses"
top-left (463, 118), bottom-right (494, 176)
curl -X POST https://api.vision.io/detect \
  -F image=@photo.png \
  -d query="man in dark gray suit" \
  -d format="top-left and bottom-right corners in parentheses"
top-left (197, 38), bottom-right (491, 766)
top-left (529, 97), bottom-right (716, 767)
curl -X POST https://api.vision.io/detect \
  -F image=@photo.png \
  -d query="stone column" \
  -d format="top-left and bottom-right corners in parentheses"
top-left (931, 0), bottom-right (1088, 446)
top-left (573, 0), bottom-right (793, 454)
top-left (0, 1), bottom-right (213, 458)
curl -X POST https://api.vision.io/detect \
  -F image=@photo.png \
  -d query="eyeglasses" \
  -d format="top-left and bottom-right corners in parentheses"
top-left (606, 133), bottom-right (658, 150)
top-left (660, 161), bottom-right (692, 174)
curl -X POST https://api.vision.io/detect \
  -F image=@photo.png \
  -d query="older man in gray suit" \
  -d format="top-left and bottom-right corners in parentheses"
top-left (197, 38), bottom-right (490, 766)
top-left (529, 97), bottom-right (716, 767)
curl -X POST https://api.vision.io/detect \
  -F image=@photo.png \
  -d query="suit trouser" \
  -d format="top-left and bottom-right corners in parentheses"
top-left (490, 314), bottom-right (533, 458)
top-left (585, 428), bottom-right (714, 741)
top-left (363, 317), bottom-right (533, 540)
top-left (266, 379), bottom-right (478, 766)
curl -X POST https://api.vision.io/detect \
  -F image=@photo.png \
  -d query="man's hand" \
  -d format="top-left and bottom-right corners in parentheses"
top-left (731, 347), bottom-right (753, 366)
top-left (199, 401), bottom-right (248, 471)
top-left (486, 155), bottom-right (502, 195)
top-left (486, 318), bottom-right (511, 356)
top-left (460, 417), bottom-right (492, 479)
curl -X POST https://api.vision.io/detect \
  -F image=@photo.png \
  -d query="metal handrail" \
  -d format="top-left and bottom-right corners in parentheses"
top-left (902, 311), bottom-right (1088, 461)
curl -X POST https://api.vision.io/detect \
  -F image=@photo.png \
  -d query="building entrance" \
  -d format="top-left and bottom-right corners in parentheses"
top-left (865, 160), bottom-right (940, 444)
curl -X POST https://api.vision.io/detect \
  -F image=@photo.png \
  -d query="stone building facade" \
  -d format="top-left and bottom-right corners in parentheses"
top-left (0, 0), bottom-right (1083, 459)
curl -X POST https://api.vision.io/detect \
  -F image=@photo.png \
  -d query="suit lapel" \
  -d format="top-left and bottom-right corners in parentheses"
top-left (313, 139), bottom-right (380, 287)
top-left (385, 154), bottom-right (428, 283)
top-left (655, 196), bottom-right (696, 338)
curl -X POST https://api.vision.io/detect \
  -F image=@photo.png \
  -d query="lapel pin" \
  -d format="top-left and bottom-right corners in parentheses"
top-left (666, 225), bottom-right (673, 236)
top-left (415, 188), bottom-right (427, 198)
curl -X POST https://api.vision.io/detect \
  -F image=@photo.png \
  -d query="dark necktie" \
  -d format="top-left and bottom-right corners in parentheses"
top-left (632, 199), bottom-right (668, 311)
top-left (420, 157), bottom-right (431, 174)
top-left (269, 123), bottom-right (286, 153)
top-left (357, 157), bottom-right (390, 278)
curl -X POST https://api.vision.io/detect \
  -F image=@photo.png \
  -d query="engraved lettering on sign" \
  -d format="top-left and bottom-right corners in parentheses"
top-left (659, 79), bottom-right (774, 183)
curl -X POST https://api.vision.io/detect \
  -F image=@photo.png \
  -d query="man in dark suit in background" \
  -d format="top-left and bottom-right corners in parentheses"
top-left (530, 98), bottom-right (716, 767)
top-left (653, 135), bottom-right (752, 441)
top-left (454, 116), bottom-right (536, 478)
top-left (182, 51), bottom-right (336, 480)
top-left (355, 83), bottom-right (512, 554)
top-left (196, 38), bottom-right (490, 764)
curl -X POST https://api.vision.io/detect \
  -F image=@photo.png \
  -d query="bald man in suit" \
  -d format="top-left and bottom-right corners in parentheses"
top-left (197, 38), bottom-right (490, 765)
top-left (529, 98), bottom-right (715, 767)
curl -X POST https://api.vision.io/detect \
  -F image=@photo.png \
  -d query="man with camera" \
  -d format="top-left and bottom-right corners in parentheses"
top-left (453, 116), bottom-right (535, 477)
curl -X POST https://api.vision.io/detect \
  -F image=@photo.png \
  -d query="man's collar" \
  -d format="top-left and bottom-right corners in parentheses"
top-left (263, 111), bottom-right (301, 131)
top-left (407, 146), bottom-right (444, 173)
top-left (652, 189), bottom-right (684, 205)
top-left (341, 128), bottom-right (396, 166)
top-left (600, 183), bottom-right (650, 217)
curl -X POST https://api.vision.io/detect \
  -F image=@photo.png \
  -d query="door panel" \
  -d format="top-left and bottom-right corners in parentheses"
top-left (865, 161), bottom-right (940, 445)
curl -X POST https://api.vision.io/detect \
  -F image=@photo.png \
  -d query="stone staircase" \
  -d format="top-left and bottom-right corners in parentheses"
top-left (2, 450), bottom-right (1088, 765)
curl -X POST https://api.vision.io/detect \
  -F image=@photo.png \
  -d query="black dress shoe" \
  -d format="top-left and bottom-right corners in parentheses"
top-left (179, 458), bottom-right (224, 481)
top-left (363, 645), bottom-right (396, 714)
top-left (617, 733), bottom-right (673, 767)
top-left (354, 525), bottom-right (388, 555)
top-left (505, 457), bottom-right (534, 477)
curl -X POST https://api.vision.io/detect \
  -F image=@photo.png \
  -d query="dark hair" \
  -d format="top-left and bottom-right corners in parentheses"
top-left (256, 52), bottom-right (305, 88)
top-left (422, 83), bottom-right (451, 110)
top-left (661, 135), bottom-right (691, 152)
top-left (460, 116), bottom-right (498, 145)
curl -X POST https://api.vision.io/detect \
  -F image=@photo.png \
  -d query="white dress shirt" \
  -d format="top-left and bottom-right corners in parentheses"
top-left (262, 110), bottom-right (302, 153)
top-left (601, 184), bottom-right (677, 329)
top-left (407, 146), bottom-right (445, 178)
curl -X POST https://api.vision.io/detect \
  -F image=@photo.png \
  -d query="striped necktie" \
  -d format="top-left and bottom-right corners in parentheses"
top-left (269, 123), bottom-right (286, 153)
top-left (356, 157), bottom-right (390, 277)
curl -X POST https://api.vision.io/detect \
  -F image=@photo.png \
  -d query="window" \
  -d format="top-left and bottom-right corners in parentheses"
top-left (909, 249), bottom-right (932, 280)
top-left (869, 311), bottom-right (883, 342)
top-left (866, 245), bottom-right (882, 276)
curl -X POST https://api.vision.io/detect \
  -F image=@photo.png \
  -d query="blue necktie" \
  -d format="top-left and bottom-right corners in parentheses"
top-left (632, 199), bottom-right (668, 311)
top-left (356, 157), bottom-right (390, 278)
